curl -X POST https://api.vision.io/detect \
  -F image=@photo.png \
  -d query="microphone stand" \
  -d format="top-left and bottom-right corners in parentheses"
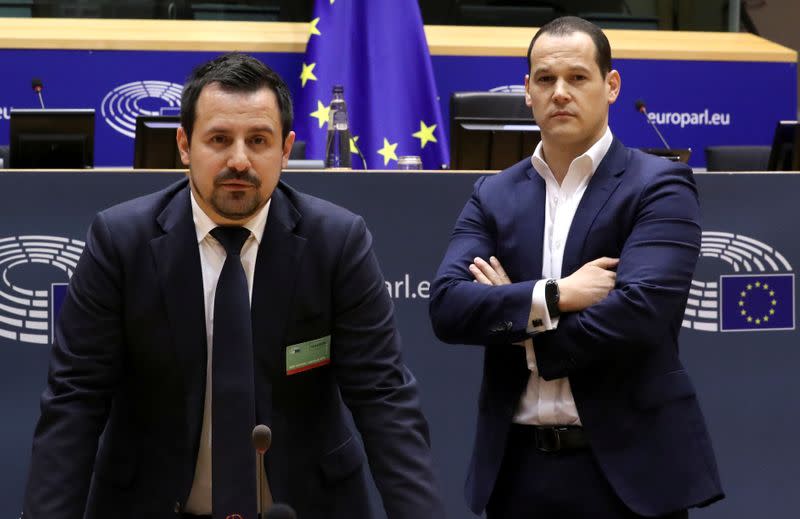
top-left (640, 108), bottom-right (671, 150)
top-left (252, 424), bottom-right (272, 519)
top-left (256, 449), bottom-right (265, 519)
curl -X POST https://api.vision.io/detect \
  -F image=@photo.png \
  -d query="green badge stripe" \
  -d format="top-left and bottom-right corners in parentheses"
top-left (285, 335), bottom-right (331, 375)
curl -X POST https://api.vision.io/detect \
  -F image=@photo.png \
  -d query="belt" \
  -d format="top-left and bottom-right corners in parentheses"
top-left (511, 423), bottom-right (590, 452)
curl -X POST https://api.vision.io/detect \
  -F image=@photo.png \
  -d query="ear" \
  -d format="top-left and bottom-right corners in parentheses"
top-left (281, 130), bottom-right (297, 169)
top-left (606, 69), bottom-right (621, 105)
top-left (177, 126), bottom-right (191, 166)
top-left (524, 74), bottom-right (532, 107)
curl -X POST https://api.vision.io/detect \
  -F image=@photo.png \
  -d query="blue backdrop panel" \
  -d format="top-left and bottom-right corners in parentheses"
top-left (0, 171), bottom-right (798, 519)
top-left (431, 55), bottom-right (798, 167)
top-left (0, 50), bottom-right (303, 166)
top-left (0, 49), bottom-right (796, 168)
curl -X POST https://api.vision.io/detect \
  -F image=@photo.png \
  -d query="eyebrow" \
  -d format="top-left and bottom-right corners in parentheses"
top-left (533, 64), bottom-right (593, 75)
top-left (204, 125), bottom-right (276, 135)
top-left (249, 125), bottom-right (276, 134)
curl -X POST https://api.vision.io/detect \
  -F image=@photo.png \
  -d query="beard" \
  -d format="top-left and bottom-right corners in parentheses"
top-left (194, 167), bottom-right (265, 221)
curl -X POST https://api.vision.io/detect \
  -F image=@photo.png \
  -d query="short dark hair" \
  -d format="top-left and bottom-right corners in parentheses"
top-left (526, 16), bottom-right (612, 76)
top-left (180, 52), bottom-right (294, 144)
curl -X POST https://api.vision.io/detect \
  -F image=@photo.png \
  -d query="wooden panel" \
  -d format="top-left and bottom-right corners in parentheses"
top-left (0, 17), bottom-right (795, 63)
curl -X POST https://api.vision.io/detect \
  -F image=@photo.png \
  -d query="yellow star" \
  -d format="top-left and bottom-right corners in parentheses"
top-left (747, 316), bottom-right (752, 322)
top-left (747, 284), bottom-right (752, 290)
top-left (350, 135), bottom-right (360, 154)
top-left (770, 290), bottom-right (775, 296)
top-left (764, 316), bottom-right (770, 322)
top-left (738, 301), bottom-right (744, 307)
top-left (770, 308), bottom-right (775, 315)
top-left (740, 291), bottom-right (746, 298)
top-left (310, 100), bottom-right (330, 129)
top-left (377, 138), bottom-right (398, 166)
top-left (309, 17), bottom-right (321, 37)
top-left (763, 284), bottom-right (770, 290)
top-left (412, 120), bottom-right (438, 148)
top-left (755, 281), bottom-right (761, 287)
top-left (755, 318), bottom-right (761, 325)
top-left (300, 63), bottom-right (318, 88)
top-left (771, 299), bottom-right (777, 306)
top-left (740, 309), bottom-right (746, 316)
top-left (330, 0), bottom-right (335, 4)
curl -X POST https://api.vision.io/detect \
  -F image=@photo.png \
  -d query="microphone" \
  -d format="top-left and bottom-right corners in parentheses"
top-left (31, 78), bottom-right (45, 109)
top-left (634, 98), bottom-right (671, 150)
top-left (252, 424), bottom-right (272, 519)
top-left (265, 503), bottom-right (297, 519)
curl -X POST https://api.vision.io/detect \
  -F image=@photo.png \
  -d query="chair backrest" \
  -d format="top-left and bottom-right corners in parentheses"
top-left (450, 91), bottom-right (539, 170)
top-left (0, 145), bottom-right (9, 168)
top-left (705, 145), bottom-right (771, 171)
top-left (450, 92), bottom-right (532, 122)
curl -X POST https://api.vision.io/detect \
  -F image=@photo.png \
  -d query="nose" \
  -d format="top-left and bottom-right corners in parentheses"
top-left (552, 78), bottom-right (571, 104)
top-left (227, 140), bottom-right (251, 172)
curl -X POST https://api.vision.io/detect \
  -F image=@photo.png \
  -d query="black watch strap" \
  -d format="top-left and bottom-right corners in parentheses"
top-left (545, 279), bottom-right (560, 318)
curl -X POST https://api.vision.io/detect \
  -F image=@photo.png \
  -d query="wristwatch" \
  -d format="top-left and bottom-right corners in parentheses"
top-left (545, 279), bottom-right (560, 318)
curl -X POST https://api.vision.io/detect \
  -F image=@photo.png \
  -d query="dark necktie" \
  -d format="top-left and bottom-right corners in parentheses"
top-left (210, 226), bottom-right (257, 519)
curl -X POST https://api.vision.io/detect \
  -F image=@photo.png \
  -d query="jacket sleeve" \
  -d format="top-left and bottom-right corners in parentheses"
top-left (429, 175), bottom-right (537, 346)
top-left (330, 215), bottom-right (445, 519)
top-left (534, 164), bottom-right (701, 380)
top-left (24, 213), bottom-right (124, 519)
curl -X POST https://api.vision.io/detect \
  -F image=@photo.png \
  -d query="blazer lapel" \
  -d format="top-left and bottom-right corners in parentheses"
top-left (515, 164), bottom-right (546, 280)
top-left (561, 138), bottom-right (627, 276)
top-left (250, 185), bottom-right (307, 424)
top-left (150, 183), bottom-right (208, 445)
top-left (249, 185), bottom-right (306, 502)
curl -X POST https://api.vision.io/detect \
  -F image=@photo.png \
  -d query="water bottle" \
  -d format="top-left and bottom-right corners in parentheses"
top-left (324, 85), bottom-right (352, 169)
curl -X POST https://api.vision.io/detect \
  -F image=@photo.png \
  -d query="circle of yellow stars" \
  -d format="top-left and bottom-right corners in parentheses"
top-left (737, 280), bottom-right (777, 326)
top-left (299, 2), bottom-right (438, 167)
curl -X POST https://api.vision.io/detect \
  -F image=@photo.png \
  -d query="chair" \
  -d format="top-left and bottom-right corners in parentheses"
top-left (0, 0), bottom-right (32, 17)
top-left (704, 145), bottom-right (770, 171)
top-left (0, 145), bottom-right (9, 168)
top-left (450, 91), bottom-right (539, 170)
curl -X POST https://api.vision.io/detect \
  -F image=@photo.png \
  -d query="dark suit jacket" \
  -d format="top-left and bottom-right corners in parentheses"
top-left (430, 139), bottom-right (724, 516)
top-left (25, 179), bottom-right (443, 519)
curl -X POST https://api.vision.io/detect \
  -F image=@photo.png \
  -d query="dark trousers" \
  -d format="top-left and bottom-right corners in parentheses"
top-left (486, 425), bottom-right (689, 519)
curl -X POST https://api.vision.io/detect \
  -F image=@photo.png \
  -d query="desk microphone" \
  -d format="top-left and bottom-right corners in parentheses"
top-left (252, 424), bottom-right (272, 519)
top-left (635, 99), bottom-right (672, 150)
top-left (265, 503), bottom-right (297, 519)
top-left (31, 78), bottom-right (46, 109)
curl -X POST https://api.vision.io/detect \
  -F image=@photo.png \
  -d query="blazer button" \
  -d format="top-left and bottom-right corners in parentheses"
top-left (174, 501), bottom-right (181, 514)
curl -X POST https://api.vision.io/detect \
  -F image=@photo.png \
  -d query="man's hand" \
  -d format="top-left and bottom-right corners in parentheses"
top-left (469, 256), bottom-right (511, 286)
top-left (558, 257), bottom-right (619, 312)
top-left (470, 256), bottom-right (531, 349)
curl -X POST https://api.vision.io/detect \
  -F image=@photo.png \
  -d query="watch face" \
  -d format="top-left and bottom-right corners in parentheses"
top-left (545, 280), bottom-right (559, 316)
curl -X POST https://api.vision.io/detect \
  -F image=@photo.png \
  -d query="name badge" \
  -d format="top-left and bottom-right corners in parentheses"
top-left (285, 335), bottom-right (331, 375)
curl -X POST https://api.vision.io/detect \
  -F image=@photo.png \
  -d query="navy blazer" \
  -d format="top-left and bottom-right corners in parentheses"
top-left (25, 179), bottom-right (443, 519)
top-left (430, 139), bottom-right (724, 516)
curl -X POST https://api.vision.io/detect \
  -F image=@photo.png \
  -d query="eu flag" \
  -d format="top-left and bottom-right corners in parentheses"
top-left (720, 274), bottom-right (795, 331)
top-left (295, 0), bottom-right (449, 170)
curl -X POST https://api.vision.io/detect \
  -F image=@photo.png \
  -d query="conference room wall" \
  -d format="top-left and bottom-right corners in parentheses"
top-left (0, 171), bottom-right (798, 519)
top-left (0, 48), bottom-right (795, 168)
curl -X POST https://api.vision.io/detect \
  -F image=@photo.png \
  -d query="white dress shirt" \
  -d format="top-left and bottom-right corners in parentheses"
top-left (184, 191), bottom-right (271, 514)
top-left (513, 127), bottom-right (614, 426)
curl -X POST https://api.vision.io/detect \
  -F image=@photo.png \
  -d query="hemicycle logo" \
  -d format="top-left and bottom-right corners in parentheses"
top-left (101, 80), bottom-right (183, 138)
top-left (683, 231), bottom-right (794, 333)
top-left (0, 235), bottom-right (85, 345)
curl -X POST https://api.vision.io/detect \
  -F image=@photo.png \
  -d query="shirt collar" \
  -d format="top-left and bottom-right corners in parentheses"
top-left (531, 126), bottom-right (614, 189)
top-left (189, 188), bottom-right (271, 245)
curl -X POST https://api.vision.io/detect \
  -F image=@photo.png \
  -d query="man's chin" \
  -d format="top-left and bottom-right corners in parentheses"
top-left (211, 197), bottom-right (262, 222)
